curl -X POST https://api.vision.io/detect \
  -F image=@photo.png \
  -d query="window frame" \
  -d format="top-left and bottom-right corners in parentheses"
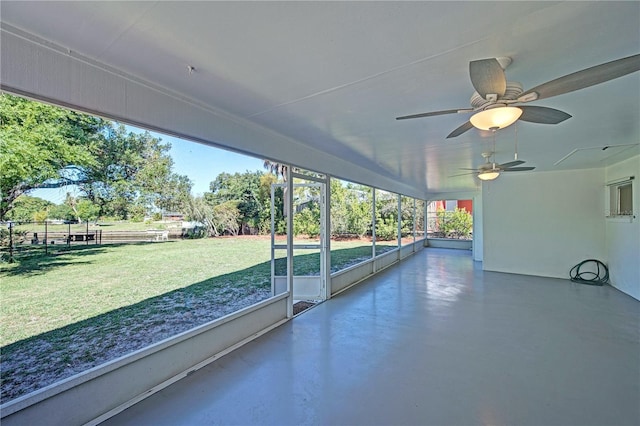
top-left (606, 177), bottom-right (635, 221)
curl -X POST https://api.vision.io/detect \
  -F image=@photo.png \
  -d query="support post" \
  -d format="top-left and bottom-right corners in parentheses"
top-left (323, 176), bottom-right (331, 300)
top-left (286, 166), bottom-right (293, 318)
top-left (372, 189), bottom-right (376, 261)
top-left (270, 184), bottom-right (276, 296)
top-left (397, 194), bottom-right (402, 249)
top-left (8, 221), bottom-right (14, 263)
top-left (424, 200), bottom-right (429, 245)
top-left (412, 198), bottom-right (418, 246)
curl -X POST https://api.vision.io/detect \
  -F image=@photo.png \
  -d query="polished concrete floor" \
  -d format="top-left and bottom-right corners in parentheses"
top-left (104, 249), bottom-right (639, 426)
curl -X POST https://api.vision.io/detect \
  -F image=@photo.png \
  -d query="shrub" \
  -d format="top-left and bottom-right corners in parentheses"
top-left (274, 218), bottom-right (287, 235)
top-left (76, 200), bottom-right (100, 222)
top-left (436, 208), bottom-right (472, 239)
top-left (182, 226), bottom-right (207, 239)
top-left (375, 217), bottom-right (397, 241)
top-left (33, 210), bottom-right (48, 222)
top-left (293, 203), bottom-right (320, 238)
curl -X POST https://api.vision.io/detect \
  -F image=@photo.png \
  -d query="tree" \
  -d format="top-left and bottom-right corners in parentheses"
top-left (1, 94), bottom-right (192, 220)
top-left (330, 179), bottom-right (349, 235)
top-left (123, 131), bottom-right (192, 214)
top-left (346, 184), bottom-right (372, 237)
top-left (33, 210), bottom-right (48, 223)
top-left (262, 160), bottom-right (287, 181)
top-left (4, 195), bottom-right (53, 222)
top-left (257, 173), bottom-right (283, 234)
top-left (184, 195), bottom-right (218, 237)
top-left (76, 200), bottom-right (100, 223)
top-left (79, 125), bottom-right (193, 219)
top-left (415, 199), bottom-right (426, 238)
top-left (213, 201), bottom-right (241, 236)
top-left (205, 171), bottom-right (263, 234)
top-left (183, 196), bottom-right (241, 237)
top-left (263, 160), bottom-right (288, 218)
top-left (375, 190), bottom-right (399, 241)
top-left (65, 194), bottom-right (100, 223)
top-left (0, 94), bottom-right (104, 219)
top-left (331, 180), bottom-right (372, 237)
top-left (49, 204), bottom-right (75, 221)
top-left (155, 174), bottom-right (193, 213)
top-left (400, 195), bottom-right (415, 237)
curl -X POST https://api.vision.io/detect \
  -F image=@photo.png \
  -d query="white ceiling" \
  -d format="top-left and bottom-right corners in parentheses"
top-left (1, 1), bottom-right (639, 196)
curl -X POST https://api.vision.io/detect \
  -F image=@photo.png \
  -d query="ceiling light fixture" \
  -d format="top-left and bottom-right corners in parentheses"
top-left (477, 133), bottom-right (501, 181)
top-left (470, 106), bottom-right (522, 131)
top-left (477, 170), bottom-right (500, 181)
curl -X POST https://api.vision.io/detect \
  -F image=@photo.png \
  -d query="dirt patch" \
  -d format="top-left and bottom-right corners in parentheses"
top-left (0, 286), bottom-right (271, 403)
top-left (293, 301), bottom-right (316, 315)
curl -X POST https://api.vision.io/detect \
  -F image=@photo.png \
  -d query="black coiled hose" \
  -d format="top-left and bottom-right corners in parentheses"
top-left (570, 259), bottom-right (609, 286)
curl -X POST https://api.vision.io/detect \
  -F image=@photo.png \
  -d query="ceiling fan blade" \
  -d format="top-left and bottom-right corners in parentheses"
top-left (499, 160), bottom-right (525, 169)
top-left (518, 106), bottom-right (572, 124)
top-left (519, 54), bottom-right (640, 101)
top-left (469, 58), bottom-right (507, 98)
top-left (446, 121), bottom-right (474, 138)
top-left (396, 108), bottom-right (472, 120)
top-left (503, 167), bottom-right (536, 172)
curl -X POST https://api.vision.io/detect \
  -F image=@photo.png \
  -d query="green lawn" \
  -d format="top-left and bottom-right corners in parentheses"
top-left (1, 238), bottom-right (265, 345)
top-left (0, 237), bottom-right (398, 346)
top-left (0, 236), bottom-right (400, 401)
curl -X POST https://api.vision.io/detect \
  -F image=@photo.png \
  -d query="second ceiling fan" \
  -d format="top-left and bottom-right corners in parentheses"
top-left (396, 54), bottom-right (640, 138)
top-left (451, 152), bottom-right (535, 181)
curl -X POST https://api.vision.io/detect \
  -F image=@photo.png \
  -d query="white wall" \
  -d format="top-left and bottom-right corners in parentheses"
top-left (605, 155), bottom-right (640, 300)
top-left (483, 168), bottom-right (605, 278)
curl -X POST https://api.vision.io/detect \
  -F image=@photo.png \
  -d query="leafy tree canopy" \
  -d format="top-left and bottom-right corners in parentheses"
top-left (205, 171), bottom-right (264, 229)
top-left (4, 195), bottom-right (53, 222)
top-left (1, 94), bottom-right (193, 220)
top-left (0, 94), bottom-right (104, 219)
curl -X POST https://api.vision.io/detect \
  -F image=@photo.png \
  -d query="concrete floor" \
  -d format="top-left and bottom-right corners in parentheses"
top-left (103, 249), bottom-right (639, 426)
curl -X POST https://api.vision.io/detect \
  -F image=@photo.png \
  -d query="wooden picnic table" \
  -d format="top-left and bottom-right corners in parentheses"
top-left (68, 233), bottom-right (95, 242)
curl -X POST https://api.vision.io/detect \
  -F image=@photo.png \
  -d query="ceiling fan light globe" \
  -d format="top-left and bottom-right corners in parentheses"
top-left (470, 107), bottom-right (523, 130)
top-left (477, 171), bottom-right (500, 181)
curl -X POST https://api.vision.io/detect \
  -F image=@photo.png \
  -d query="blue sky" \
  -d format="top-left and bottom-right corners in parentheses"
top-left (31, 127), bottom-right (265, 204)
top-left (151, 131), bottom-right (265, 196)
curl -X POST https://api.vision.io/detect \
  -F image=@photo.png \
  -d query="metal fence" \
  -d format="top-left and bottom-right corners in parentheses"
top-left (0, 221), bottom-right (180, 263)
top-left (0, 221), bottom-right (102, 262)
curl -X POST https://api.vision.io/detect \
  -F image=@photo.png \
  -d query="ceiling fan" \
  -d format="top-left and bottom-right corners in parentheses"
top-left (451, 152), bottom-right (535, 181)
top-left (452, 125), bottom-right (535, 181)
top-left (396, 53), bottom-right (640, 138)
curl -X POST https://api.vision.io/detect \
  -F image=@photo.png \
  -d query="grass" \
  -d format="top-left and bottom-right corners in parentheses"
top-left (0, 236), bottom-right (401, 401)
top-left (1, 238), bottom-right (265, 345)
top-left (0, 236), bottom-right (400, 347)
